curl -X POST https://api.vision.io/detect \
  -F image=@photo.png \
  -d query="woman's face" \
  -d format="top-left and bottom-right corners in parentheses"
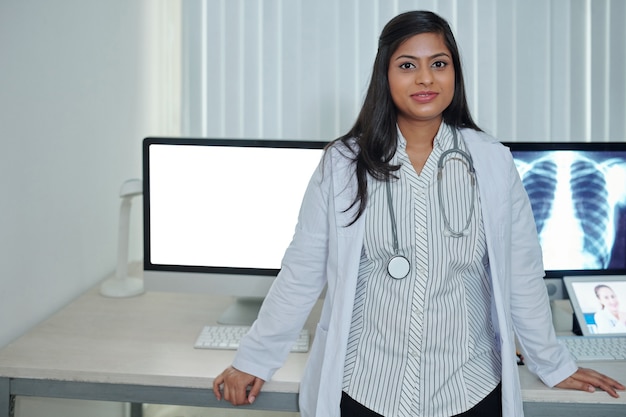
top-left (597, 287), bottom-right (620, 312)
top-left (387, 32), bottom-right (455, 127)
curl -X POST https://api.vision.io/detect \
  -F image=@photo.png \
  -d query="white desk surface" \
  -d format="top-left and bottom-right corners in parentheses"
top-left (519, 361), bottom-right (625, 405)
top-left (0, 288), bottom-right (625, 409)
top-left (0, 289), bottom-right (313, 394)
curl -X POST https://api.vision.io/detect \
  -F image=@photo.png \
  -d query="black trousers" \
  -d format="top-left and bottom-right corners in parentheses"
top-left (340, 383), bottom-right (502, 417)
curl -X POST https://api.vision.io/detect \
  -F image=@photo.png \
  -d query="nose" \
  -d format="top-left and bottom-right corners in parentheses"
top-left (415, 67), bottom-right (433, 86)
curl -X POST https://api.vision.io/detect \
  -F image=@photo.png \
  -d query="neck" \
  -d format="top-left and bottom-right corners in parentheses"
top-left (397, 118), bottom-right (444, 175)
top-left (397, 118), bottom-right (443, 147)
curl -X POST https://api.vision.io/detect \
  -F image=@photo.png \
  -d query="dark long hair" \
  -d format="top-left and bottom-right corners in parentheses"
top-left (336, 10), bottom-right (481, 224)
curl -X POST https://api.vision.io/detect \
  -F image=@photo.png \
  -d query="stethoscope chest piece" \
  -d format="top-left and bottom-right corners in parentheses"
top-left (385, 180), bottom-right (411, 280)
top-left (387, 255), bottom-right (410, 280)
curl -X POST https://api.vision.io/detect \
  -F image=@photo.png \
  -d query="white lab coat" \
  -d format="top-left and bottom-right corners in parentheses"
top-left (232, 128), bottom-right (578, 417)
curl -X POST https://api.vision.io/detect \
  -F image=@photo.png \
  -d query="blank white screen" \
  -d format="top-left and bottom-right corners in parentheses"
top-left (148, 143), bottom-right (323, 270)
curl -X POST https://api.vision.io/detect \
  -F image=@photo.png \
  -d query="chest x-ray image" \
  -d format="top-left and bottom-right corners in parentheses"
top-left (512, 149), bottom-right (626, 272)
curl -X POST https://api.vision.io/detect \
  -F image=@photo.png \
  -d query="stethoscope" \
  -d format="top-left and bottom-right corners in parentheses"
top-left (386, 128), bottom-right (477, 280)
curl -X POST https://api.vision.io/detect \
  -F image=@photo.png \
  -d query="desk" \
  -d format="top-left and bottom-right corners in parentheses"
top-left (0, 289), bottom-right (313, 416)
top-left (519, 362), bottom-right (626, 415)
top-left (1, 289), bottom-right (624, 417)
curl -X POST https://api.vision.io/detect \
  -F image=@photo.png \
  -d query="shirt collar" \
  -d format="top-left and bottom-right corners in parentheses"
top-left (396, 122), bottom-right (455, 153)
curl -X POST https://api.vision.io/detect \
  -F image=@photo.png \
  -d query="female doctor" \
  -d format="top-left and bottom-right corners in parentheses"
top-left (213, 10), bottom-right (624, 417)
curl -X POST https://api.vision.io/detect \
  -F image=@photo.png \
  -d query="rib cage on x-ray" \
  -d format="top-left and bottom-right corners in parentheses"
top-left (571, 159), bottom-right (611, 267)
top-left (515, 152), bottom-right (626, 270)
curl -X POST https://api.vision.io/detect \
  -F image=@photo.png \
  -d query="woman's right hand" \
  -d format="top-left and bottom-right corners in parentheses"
top-left (213, 366), bottom-right (265, 406)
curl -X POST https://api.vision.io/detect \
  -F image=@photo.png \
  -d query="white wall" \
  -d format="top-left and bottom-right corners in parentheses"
top-left (0, 0), bottom-right (178, 349)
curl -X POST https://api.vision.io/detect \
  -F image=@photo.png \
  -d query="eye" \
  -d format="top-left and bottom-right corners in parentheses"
top-left (432, 60), bottom-right (448, 69)
top-left (399, 62), bottom-right (415, 70)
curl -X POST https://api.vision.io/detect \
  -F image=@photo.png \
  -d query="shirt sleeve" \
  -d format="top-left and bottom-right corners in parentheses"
top-left (505, 154), bottom-right (579, 387)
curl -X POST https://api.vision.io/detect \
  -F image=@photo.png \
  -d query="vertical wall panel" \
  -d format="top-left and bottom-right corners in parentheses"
top-left (514, 0), bottom-right (551, 140)
top-left (356, 0), bottom-right (379, 109)
top-left (182, 0), bottom-right (626, 143)
top-left (299, 1), bottom-right (321, 138)
top-left (495, 0), bottom-right (516, 139)
top-left (242, 1), bottom-right (261, 138)
top-left (549, 0), bottom-right (571, 141)
top-left (474, 0), bottom-right (498, 135)
top-left (608, 0), bottom-right (626, 141)
top-left (261, 0), bottom-right (281, 138)
top-left (180, 2), bottom-right (199, 134)
top-left (202, 0), bottom-right (226, 136)
top-left (590, 0), bottom-right (608, 141)
top-left (222, 1), bottom-right (242, 137)
top-left (454, 0), bottom-right (478, 122)
top-left (318, 0), bottom-right (339, 139)
top-left (568, 0), bottom-right (588, 141)
top-left (414, 0), bottom-right (440, 14)
top-left (280, 0), bottom-right (302, 138)
top-left (337, 0), bottom-right (360, 135)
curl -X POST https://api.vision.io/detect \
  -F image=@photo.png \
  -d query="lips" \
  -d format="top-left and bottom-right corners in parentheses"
top-left (411, 91), bottom-right (438, 103)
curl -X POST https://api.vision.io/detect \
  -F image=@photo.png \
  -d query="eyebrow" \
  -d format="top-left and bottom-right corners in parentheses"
top-left (394, 52), bottom-right (451, 61)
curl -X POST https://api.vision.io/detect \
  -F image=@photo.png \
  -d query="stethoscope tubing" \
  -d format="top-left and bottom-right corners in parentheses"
top-left (385, 128), bottom-right (476, 279)
top-left (437, 129), bottom-right (476, 238)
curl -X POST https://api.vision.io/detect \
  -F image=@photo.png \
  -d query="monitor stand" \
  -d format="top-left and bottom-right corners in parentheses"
top-left (217, 297), bottom-right (264, 325)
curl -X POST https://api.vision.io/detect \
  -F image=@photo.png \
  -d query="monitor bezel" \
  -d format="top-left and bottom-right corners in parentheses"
top-left (142, 137), bottom-right (329, 278)
top-left (503, 141), bottom-right (626, 279)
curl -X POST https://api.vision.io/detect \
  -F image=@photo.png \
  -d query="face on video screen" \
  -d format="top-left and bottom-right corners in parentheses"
top-left (570, 280), bottom-right (626, 335)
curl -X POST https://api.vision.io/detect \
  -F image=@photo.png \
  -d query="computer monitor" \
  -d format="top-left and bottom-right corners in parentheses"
top-left (142, 138), bottom-right (327, 325)
top-left (504, 142), bottom-right (626, 281)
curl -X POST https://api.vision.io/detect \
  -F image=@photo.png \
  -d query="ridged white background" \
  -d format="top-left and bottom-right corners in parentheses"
top-left (181, 0), bottom-right (626, 142)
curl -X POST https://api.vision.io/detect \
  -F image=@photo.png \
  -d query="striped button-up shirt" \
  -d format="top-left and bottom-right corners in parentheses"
top-left (342, 123), bottom-right (501, 417)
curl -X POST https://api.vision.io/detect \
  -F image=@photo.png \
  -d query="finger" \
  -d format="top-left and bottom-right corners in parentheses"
top-left (212, 374), bottom-right (224, 401)
top-left (577, 368), bottom-right (625, 397)
top-left (593, 371), bottom-right (625, 391)
top-left (222, 381), bottom-right (243, 406)
top-left (593, 377), bottom-right (623, 398)
top-left (222, 381), bottom-right (237, 405)
top-left (566, 368), bottom-right (623, 398)
top-left (558, 376), bottom-right (596, 393)
top-left (248, 378), bottom-right (265, 404)
top-left (590, 376), bottom-right (623, 398)
top-left (224, 378), bottom-right (251, 406)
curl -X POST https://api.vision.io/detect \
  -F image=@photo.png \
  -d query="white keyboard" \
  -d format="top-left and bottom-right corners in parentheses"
top-left (558, 336), bottom-right (626, 361)
top-left (194, 325), bottom-right (310, 353)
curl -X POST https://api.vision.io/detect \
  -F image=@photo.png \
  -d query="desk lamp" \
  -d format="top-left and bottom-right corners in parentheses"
top-left (100, 178), bottom-right (144, 297)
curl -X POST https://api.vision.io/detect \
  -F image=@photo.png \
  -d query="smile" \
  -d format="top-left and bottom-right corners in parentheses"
top-left (411, 91), bottom-right (438, 103)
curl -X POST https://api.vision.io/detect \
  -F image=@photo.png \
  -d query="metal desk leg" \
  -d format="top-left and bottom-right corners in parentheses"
top-left (0, 378), bottom-right (14, 417)
top-left (130, 402), bottom-right (142, 417)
